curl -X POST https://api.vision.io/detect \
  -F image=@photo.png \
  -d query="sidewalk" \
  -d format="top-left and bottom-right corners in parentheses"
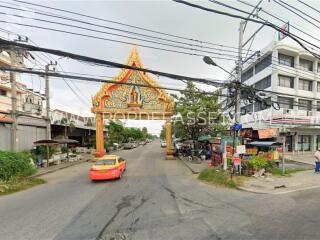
top-left (179, 156), bottom-right (208, 174)
top-left (285, 152), bottom-right (315, 166)
top-left (239, 169), bottom-right (320, 194)
top-left (33, 153), bottom-right (93, 177)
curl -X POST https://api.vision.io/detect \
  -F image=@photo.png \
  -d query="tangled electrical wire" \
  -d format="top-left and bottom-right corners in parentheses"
top-left (223, 81), bottom-right (281, 119)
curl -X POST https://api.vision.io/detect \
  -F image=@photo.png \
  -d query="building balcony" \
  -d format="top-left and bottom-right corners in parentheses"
top-left (241, 108), bottom-right (320, 129)
top-left (0, 71), bottom-right (10, 81)
top-left (0, 52), bottom-right (11, 65)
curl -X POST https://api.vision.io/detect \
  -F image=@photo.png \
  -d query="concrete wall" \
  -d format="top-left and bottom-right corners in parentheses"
top-left (0, 123), bottom-right (11, 151)
top-left (17, 125), bottom-right (46, 151)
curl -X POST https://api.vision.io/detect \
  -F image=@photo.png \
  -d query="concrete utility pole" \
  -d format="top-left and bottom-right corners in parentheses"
top-left (10, 47), bottom-right (18, 151)
top-left (235, 20), bottom-right (244, 123)
top-left (9, 36), bottom-right (28, 151)
top-left (45, 61), bottom-right (57, 140)
top-left (45, 64), bottom-right (50, 140)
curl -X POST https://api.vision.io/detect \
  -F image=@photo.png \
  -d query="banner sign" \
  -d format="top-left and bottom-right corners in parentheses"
top-left (258, 128), bottom-right (278, 139)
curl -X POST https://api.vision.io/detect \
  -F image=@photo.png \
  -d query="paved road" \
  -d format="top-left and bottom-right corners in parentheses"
top-left (1, 141), bottom-right (320, 240)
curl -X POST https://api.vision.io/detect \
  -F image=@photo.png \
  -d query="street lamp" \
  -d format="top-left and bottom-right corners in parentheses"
top-left (203, 56), bottom-right (236, 79)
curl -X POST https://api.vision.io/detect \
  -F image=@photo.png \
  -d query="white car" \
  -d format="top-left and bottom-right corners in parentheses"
top-left (160, 141), bottom-right (166, 148)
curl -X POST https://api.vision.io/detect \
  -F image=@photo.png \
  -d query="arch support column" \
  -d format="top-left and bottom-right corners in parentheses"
top-left (95, 113), bottom-right (105, 157)
top-left (165, 118), bottom-right (174, 160)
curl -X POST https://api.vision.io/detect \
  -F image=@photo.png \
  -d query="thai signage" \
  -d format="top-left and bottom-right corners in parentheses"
top-left (258, 128), bottom-right (278, 139)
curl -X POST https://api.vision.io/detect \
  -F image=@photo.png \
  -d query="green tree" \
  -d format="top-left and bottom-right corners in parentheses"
top-left (142, 127), bottom-right (148, 140)
top-left (160, 125), bottom-right (166, 140)
top-left (173, 82), bottom-right (226, 141)
top-left (108, 121), bottom-right (125, 144)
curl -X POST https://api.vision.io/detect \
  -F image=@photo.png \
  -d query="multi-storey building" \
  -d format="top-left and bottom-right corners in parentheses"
top-left (0, 49), bottom-right (47, 151)
top-left (228, 41), bottom-right (320, 152)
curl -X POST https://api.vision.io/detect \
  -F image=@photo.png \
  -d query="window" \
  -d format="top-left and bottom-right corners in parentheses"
top-left (278, 97), bottom-right (293, 109)
top-left (299, 79), bottom-right (313, 91)
top-left (318, 82), bottom-right (320, 92)
top-left (298, 99), bottom-right (312, 111)
top-left (95, 159), bottom-right (116, 165)
top-left (278, 53), bottom-right (294, 67)
top-left (254, 75), bottom-right (271, 90)
top-left (0, 89), bottom-right (6, 96)
top-left (278, 75), bottom-right (294, 88)
top-left (299, 58), bottom-right (313, 71)
top-left (254, 97), bottom-right (271, 112)
top-left (317, 101), bottom-right (320, 111)
top-left (255, 54), bottom-right (272, 74)
top-left (317, 135), bottom-right (320, 150)
top-left (318, 63), bottom-right (320, 73)
top-left (241, 104), bottom-right (253, 114)
top-left (241, 67), bottom-right (253, 82)
top-left (297, 135), bottom-right (311, 151)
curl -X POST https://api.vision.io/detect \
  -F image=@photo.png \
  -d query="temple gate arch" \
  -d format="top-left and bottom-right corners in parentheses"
top-left (91, 47), bottom-right (174, 159)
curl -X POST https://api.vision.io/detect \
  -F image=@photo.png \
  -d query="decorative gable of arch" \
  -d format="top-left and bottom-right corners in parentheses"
top-left (92, 47), bottom-right (174, 120)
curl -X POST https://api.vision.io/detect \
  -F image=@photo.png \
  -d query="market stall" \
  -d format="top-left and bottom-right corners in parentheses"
top-left (244, 141), bottom-right (281, 161)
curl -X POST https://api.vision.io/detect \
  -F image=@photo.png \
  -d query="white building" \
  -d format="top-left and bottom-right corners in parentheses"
top-left (226, 41), bottom-right (320, 152)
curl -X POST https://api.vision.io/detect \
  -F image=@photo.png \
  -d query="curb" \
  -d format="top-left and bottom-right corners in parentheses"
top-left (237, 184), bottom-right (320, 195)
top-left (32, 159), bottom-right (89, 178)
top-left (284, 158), bottom-right (315, 166)
top-left (178, 156), bottom-right (200, 174)
top-left (237, 186), bottom-right (270, 194)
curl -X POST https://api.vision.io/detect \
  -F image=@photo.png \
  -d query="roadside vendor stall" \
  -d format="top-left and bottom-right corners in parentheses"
top-left (210, 136), bottom-right (242, 166)
top-left (244, 141), bottom-right (281, 161)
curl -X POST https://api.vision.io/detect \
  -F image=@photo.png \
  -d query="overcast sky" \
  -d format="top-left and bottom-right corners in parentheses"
top-left (1, 0), bottom-right (319, 135)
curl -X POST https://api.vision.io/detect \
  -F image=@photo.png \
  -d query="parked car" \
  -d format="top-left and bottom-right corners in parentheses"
top-left (160, 140), bottom-right (166, 148)
top-left (89, 155), bottom-right (126, 181)
top-left (132, 142), bottom-right (138, 148)
top-left (139, 141), bottom-right (147, 145)
top-left (123, 142), bottom-right (134, 149)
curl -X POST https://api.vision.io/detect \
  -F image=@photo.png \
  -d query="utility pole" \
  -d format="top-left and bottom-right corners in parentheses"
top-left (45, 61), bottom-right (57, 140)
top-left (9, 36), bottom-right (28, 151)
top-left (10, 47), bottom-right (18, 151)
top-left (235, 20), bottom-right (244, 123)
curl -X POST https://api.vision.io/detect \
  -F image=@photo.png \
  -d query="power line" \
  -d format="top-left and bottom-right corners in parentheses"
top-left (273, 0), bottom-right (320, 31)
top-left (297, 0), bottom-right (320, 15)
top-left (0, 38), bottom-right (230, 87)
top-left (11, 0), bottom-right (255, 53)
top-left (0, 66), bottom-right (228, 97)
top-left (0, 3), bottom-right (254, 56)
top-left (172, 0), bottom-right (320, 58)
top-left (0, 11), bottom-right (240, 59)
top-left (0, 26), bottom-right (93, 106)
top-left (0, 19), bottom-right (238, 62)
top-left (237, 0), bottom-right (320, 45)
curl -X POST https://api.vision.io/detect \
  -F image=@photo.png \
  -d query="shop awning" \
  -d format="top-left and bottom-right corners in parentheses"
top-left (247, 141), bottom-right (281, 147)
top-left (0, 116), bottom-right (13, 123)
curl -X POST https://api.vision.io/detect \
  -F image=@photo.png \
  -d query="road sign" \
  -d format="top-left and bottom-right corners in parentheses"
top-left (236, 145), bottom-right (246, 154)
top-left (233, 155), bottom-right (241, 166)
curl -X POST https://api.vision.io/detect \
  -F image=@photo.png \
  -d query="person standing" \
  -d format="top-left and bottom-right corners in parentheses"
top-left (314, 149), bottom-right (320, 173)
top-left (315, 149), bottom-right (320, 162)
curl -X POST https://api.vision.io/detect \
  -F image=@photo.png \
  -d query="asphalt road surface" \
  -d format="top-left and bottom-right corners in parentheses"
top-left (1, 141), bottom-right (320, 240)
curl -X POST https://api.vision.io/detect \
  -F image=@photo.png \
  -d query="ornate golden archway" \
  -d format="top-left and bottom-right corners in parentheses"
top-left (92, 47), bottom-right (174, 159)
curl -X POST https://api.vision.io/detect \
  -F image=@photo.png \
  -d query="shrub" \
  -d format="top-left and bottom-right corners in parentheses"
top-left (248, 155), bottom-right (268, 171)
top-left (199, 167), bottom-right (238, 188)
top-left (0, 151), bottom-right (36, 181)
